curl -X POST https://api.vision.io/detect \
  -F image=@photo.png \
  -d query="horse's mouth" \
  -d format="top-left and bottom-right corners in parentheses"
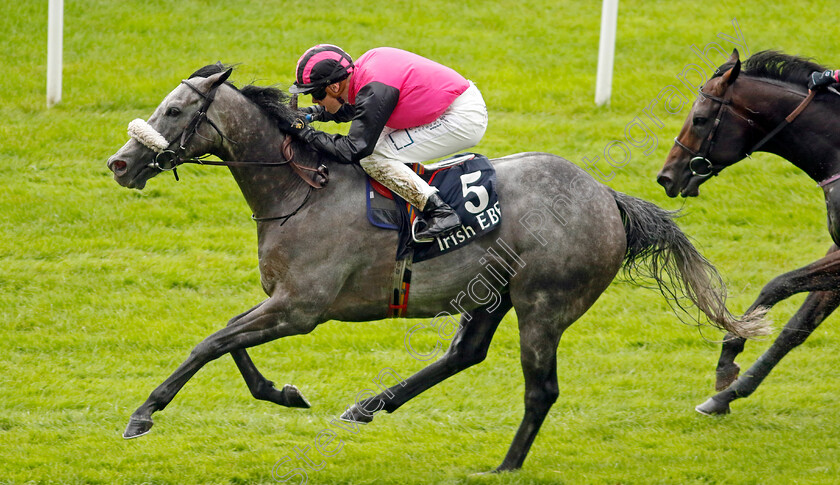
top-left (679, 175), bottom-right (704, 197)
top-left (111, 163), bottom-right (154, 190)
top-left (659, 170), bottom-right (701, 198)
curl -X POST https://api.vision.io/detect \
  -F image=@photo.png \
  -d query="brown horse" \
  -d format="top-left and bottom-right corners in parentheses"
top-left (658, 49), bottom-right (840, 415)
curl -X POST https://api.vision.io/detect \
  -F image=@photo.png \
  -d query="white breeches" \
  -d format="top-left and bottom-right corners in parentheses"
top-left (359, 82), bottom-right (488, 209)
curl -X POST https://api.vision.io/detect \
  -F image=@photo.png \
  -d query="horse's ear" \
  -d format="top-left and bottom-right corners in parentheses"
top-left (217, 68), bottom-right (233, 85)
top-left (720, 49), bottom-right (741, 86)
top-left (199, 68), bottom-right (233, 90)
top-left (728, 48), bottom-right (740, 63)
top-left (290, 94), bottom-right (299, 110)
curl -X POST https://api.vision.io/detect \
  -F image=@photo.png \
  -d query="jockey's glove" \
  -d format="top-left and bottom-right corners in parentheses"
top-left (808, 70), bottom-right (840, 90)
top-left (286, 118), bottom-right (315, 140)
top-left (299, 105), bottom-right (326, 123)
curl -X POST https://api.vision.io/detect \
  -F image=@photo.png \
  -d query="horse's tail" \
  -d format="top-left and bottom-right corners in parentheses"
top-left (610, 189), bottom-right (771, 339)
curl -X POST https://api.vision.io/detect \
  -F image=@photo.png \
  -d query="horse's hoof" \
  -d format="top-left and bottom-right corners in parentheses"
top-left (282, 384), bottom-right (310, 408)
top-left (123, 416), bottom-right (154, 439)
top-left (470, 469), bottom-right (505, 476)
top-left (695, 397), bottom-right (731, 416)
top-left (339, 404), bottom-right (373, 424)
top-left (715, 362), bottom-right (740, 391)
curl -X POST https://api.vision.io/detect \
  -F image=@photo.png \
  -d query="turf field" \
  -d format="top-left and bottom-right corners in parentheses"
top-left (2, 1), bottom-right (839, 483)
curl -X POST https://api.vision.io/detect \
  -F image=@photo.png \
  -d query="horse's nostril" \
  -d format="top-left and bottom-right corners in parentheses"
top-left (656, 174), bottom-right (672, 188)
top-left (109, 159), bottom-right (128, 175)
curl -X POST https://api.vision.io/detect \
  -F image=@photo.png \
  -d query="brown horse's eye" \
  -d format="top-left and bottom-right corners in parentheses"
top-left (693, 116), bottom-right (708, 127)
top-left (166, 107), bottom-right (182, 117)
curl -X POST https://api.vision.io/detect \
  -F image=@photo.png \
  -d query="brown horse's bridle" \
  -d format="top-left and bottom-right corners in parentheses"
top-left (672, 87), bottom-right (735, 178)
top-left (673, 78), bottom-right (816, 179)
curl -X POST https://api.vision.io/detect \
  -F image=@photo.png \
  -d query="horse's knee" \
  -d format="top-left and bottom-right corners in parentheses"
top-left (190, 339), bottom-right (224, 361)
top-left (754, 276), bottom-right (790, 308)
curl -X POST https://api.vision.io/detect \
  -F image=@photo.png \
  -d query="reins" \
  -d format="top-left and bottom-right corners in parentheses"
top-left (747, 88), bottom-right (816, 157)
top-left (171, 136), bottom-right (329, 190)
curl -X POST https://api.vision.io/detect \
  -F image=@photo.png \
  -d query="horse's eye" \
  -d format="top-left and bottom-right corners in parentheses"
top-left (166, 107), bottom-right (182, 117)
top-left (693, 116), bottom-right (708, 126)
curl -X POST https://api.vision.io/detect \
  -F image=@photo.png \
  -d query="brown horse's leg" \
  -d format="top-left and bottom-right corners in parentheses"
top-left (225, 303), bottom-right (309, 408)
top-left (697, 288), bottom-right (840, 415)
top-left (341, 294), bottom-right (512, 423)
top-left (124, 301), bottom-right (317, 438)
top-left (715, 333), bottom-right (746, 391)
top-left (747, 245), bottom-right (840, 310)
top-left (712, 245), bottom-right (840, 392)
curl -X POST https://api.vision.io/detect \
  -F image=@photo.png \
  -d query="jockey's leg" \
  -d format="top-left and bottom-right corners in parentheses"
top-left (360, 82), bottom-right (488, 240)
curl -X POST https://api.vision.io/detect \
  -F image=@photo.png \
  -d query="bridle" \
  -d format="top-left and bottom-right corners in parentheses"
top-left (672, 77), bottom-right (816, 179)
top-left (133, 74), bottom-right (329, 225)
top-left (672, 87), bottom-right (735, 178)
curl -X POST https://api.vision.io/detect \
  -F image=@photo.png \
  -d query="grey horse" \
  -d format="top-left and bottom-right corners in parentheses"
top-left (106, 64), bottom-right (768, 473)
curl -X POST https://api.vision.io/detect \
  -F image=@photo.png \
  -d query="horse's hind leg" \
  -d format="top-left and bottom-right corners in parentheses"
top-left (497, 314), bottom-right (563, 472)
top-left (696, 288), bottom-right (840, 415)
top-left (341, 294), bottom-right (512, 423)
top-left (226, 303), bottom-right (309, 408)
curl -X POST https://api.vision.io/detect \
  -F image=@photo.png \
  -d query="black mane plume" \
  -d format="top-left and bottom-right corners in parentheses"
top-left (743, 50), bottom-right (828, 84)
top-left (713, 50), bottom-right (828, 85)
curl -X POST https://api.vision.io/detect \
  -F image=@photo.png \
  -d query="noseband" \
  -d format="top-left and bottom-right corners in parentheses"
top-left (672, 88), bottom-right (734, 179)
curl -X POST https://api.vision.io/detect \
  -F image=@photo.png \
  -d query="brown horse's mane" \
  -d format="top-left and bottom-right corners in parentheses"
top-left (714, 50), bottom-right (829, 85)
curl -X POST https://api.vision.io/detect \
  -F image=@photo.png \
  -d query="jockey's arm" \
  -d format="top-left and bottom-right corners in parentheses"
top-left (296, 82), bottom-right (399, 164)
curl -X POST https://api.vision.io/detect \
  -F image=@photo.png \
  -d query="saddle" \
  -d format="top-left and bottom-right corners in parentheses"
top-left (365, 153), bottom-right (501, 263)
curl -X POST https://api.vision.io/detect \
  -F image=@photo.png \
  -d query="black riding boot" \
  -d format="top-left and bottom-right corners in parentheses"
top-left (414, 193), bottom-right (461, 240)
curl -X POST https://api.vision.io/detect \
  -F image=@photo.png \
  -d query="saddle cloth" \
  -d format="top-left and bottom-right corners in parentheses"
top-left (365, 153), bottom-right (501, 262)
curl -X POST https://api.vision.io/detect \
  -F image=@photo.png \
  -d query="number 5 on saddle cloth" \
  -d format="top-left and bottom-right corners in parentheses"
top-left (366, 153), bottom-right (501, 263)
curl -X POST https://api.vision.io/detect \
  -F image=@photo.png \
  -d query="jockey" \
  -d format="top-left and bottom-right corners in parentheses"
top-left (808, 69), bottom-right (840, 90)
top-left (286, 44), bottom-right (488, 240)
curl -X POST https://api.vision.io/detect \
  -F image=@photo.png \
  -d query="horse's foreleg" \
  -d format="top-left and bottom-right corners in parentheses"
top-left (340, 294), bottom-right (512, 424)
top-left (124, 303), bottom-right (316, 439)
top-left (225, 303), bottom-right (309, 408)
top-left (696, 288), bottom-right (840, 416)
top-left (747, 245), bottom-right (840, 312)
top-left (711, 245), bottom-right (840, 393)
top-left (230, 350), bottom-right (310, 408)
top-left (714, 334), bottom-right (746, 391)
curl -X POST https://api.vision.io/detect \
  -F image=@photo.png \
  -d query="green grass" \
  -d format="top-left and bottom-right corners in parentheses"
top-left (2, 0), bottom-right (840, 483)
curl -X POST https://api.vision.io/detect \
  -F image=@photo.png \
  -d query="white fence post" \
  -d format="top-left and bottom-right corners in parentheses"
top-left (595, 0), bottom-right (619, 106)
top-left (47, 0), bottom-right (64, 108)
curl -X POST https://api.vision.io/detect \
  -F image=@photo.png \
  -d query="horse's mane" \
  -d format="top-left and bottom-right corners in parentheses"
top-left (188, 63), bottom-right (343, 169)
top-left (189, 62), bottom-right (297, 126)
top-left (713, 50), bottom-right (829, 85)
